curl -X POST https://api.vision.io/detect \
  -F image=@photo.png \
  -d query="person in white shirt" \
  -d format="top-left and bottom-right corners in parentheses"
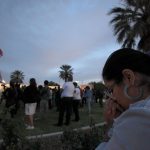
top-left (73, 82), bottom-right (81, 121)
top-left (96, 48), bottom-right (150, 150)
top-left (55, 75), bottom-right (74, 126)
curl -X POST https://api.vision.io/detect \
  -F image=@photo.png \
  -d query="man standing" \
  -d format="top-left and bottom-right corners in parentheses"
top-left (40, 80), bottom-right (52, 112)
top-left (56, 75), bottom-right (74, 126)
top-left (85, 86), bottom-right (93, 114)
top-left (3, 80), bottom-right (18, 118)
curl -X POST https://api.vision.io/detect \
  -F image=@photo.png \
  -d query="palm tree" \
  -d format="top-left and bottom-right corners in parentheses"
top-left (108, 0), bottom-right (150, 51)
top-left (59, 65), bottom-right (73, 82)
top-left (10, 70), bottom-right (25, 84)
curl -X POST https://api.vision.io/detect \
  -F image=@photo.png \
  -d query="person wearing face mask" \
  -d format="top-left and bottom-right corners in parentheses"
top-left (96, 48), bottom-right (150, 150)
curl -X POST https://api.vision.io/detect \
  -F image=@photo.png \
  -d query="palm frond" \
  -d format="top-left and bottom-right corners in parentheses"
top-left (108, 0), bottom-right (150, 51)
top-left (108, 7), bottom-right (126, 15)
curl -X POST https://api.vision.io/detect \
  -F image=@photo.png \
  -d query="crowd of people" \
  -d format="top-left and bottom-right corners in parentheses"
top-left (0, 76), bottom-right (104, 129)
top-left (1, 47), bottom-right (150, 149)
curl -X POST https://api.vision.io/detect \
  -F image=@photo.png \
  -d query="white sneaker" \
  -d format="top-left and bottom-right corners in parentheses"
top-left (26, 126), bottom-right (34, 130)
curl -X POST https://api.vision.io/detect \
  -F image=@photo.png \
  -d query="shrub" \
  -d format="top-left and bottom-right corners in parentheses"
top-left (0, 104), bottom-right (105, 150)
top-left (0, 106), bottom-right (26, 150)
top-left (0, 106), bottom-right (42, 150)
top-left (61, 125), bottom-right (104, 150)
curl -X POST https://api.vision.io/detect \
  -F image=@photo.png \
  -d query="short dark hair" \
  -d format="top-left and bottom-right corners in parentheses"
top-left (44, 80), bottom-right (49, 85)
top-left (30, 78), bottom-right (36, 86)
top-left (73, 82), bottom-right (77, 87)
top-left (102, 48), bottom-right (150, 83)
top-left (85, 86), bottom-right (90, 90)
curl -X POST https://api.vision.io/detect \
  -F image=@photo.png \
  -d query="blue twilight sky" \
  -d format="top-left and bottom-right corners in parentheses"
top-left (0, 0), bottom-right (121, 85)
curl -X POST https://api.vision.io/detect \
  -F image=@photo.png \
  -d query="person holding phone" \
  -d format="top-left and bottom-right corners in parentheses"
top-left (96, 48), bottom-right (150, 150)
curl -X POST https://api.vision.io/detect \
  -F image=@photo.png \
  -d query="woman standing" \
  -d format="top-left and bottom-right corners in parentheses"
top-left (23, 78), bottom-right (40, 129)
top-left (73, 82), bottom-right (81, 121)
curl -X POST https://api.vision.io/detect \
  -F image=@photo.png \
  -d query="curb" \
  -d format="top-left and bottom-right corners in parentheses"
top-left (27, 122), bottom-right (106, 139)
top-left (0, 122), bottom-right (106, 142)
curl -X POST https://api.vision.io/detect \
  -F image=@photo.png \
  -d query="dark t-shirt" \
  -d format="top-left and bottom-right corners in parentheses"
top-left (4, 87), bottom-right (17, 107)
top-left (23, 85), bottom-right (40, 103)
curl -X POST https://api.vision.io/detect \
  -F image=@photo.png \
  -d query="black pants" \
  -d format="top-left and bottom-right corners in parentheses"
top-left (73, 100), bottom-right (80, 121)
top-left (58, 97), bottom-right (73, 125)
top-left (81, 97), bottom-right (86, 107)
top-left (48, 99), bottom-right (52, 109)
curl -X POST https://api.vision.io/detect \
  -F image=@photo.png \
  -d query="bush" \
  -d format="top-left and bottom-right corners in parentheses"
top-left (61, 125), bottom-right (104, 150)
top-left (0, 106), bottom-right (26, 150)
top-left (0, 105), bottom-right (105, 150)
top-left (0, 106), bottom-right (42, 150)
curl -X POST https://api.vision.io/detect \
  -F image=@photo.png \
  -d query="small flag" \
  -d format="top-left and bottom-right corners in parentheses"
top-left (0, 49), bottom-right (3, 57)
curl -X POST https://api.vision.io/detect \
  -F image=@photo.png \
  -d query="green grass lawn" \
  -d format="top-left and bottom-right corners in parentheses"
top-left (0, 102), bottom-right (104, 137)
top-left (33, 103), bottom-right (104, 135)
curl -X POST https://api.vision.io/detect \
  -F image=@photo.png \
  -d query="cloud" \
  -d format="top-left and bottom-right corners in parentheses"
top-left (0, 0), bottom-right (121, 85)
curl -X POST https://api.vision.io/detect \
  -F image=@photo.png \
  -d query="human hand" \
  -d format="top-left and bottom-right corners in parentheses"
top-left (102, 98), bottom-right (125, 141)
top-left (103, 98), bottom-right (124, 125)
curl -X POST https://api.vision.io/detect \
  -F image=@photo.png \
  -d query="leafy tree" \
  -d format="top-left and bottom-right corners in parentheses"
top-left (89, 81), bottom-right (105, 92)
top-left (109, 0), bottom-right (150, 51)
top-left (59, 65), bottom-right (73, 82)
top-left (10, 70), bottom-right (25, 84)
top-left (48, 81), bottom-right (59, 86)
top-left (89, 81), bottom-right (105, 106)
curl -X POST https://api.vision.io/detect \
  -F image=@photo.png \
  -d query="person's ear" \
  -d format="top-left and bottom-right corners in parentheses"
top-left (122, 69), bottom-right (135, 85)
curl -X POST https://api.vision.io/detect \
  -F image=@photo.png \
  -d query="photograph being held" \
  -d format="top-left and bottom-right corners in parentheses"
top-left (96, 48), bottom-right (150, 150)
